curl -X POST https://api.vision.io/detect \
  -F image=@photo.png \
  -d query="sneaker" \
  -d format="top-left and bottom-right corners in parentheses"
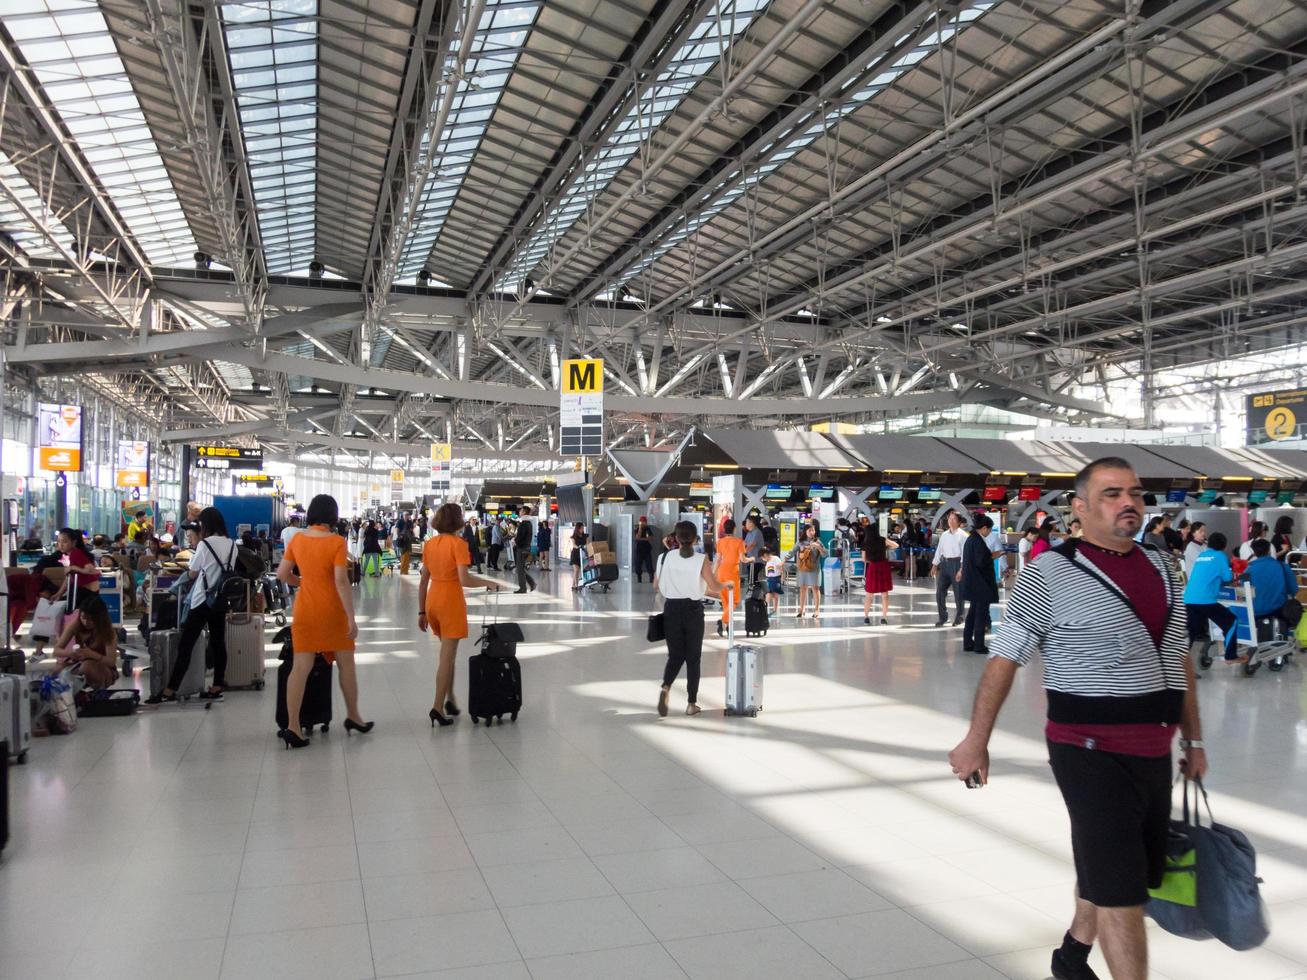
top-left (1051, 948), bottom-right (1100, 980)
top-left (863, 616), bottom-right (870, 625)
top-left (199, 689), bottom-right (225, 701)
top-left (934, 620), bottom-right (947, 627)
top-left (144, 692), bottom-right (177, 706)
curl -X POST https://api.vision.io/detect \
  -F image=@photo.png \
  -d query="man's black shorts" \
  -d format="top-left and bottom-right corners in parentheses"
top-left (1047, 740), bottom-right (1173, 908)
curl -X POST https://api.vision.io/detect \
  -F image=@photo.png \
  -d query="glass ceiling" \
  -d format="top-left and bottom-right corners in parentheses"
top-left (3, 0), bottom-right (198, 266)
top-left (614, 1), bottom-right (997, 290)
top-left (0, 150), bottom-right (77, 259)
top-left (397, 0), bottom-right (542, 280)
top-left (493, 0), bottom-right (772, 293)
top-left (221, 0), bottom-right (318, 276)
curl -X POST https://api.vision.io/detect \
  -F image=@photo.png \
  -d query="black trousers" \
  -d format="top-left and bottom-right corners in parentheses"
top-left (1186, 603), bottom-right (1238, 660)
top-left (516, 559), bottom-right (536, 592)
top-left (661, 598), bottom-right (705, 702)
top-left (168, 598), bottom-right (226, 691)
top-left (488, 543), bottom-right (502, 569)
top-left (634, 542), bottom-right (654, 581)
top-left (935, 558), bottom-right (963, 622)
top-left (963, 599), bottom-right (991, 650)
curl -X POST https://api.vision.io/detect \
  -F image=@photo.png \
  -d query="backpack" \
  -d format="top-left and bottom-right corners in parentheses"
top-left (203, 539), bottom-right (250, 612)
top-left (235, 544), bottom-right (265, 580)
top-left (797, 545), bottom-right (817, 572)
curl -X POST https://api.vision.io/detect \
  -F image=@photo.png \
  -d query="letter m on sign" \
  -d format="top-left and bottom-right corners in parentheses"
top-left (562, 358), bottom-right (603, 394)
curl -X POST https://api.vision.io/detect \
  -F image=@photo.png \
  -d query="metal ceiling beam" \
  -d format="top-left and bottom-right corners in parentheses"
top-left (464, 0), bottom-right (706, 296)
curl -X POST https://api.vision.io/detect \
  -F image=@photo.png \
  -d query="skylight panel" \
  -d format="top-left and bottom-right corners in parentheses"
top-left (397, 0), bottom-right (542, 280)
top-left (494, 0), bottom-right (771, 293)
top-left (221, 0), bottom-right (318, 275)
top-left (4, 0), bottom-right (199, 266)
top-left (617, 1), bottom-right (996, 287)
top-left (0, 150), bottom-right (78, 259)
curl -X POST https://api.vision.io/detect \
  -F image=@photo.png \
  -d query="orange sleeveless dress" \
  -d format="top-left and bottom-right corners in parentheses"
top-left (285, 531), bottom-right (353, 662)
top-left (715, 535), bottom-right (745, 623)
top-left (423, 534), bottom-right (471, 639)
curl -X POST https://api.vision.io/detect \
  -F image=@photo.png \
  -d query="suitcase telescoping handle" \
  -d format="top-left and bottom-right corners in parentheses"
top-left (481, 584), bottom-right (499, 628)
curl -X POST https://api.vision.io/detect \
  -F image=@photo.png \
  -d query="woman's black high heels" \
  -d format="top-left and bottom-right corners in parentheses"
top-left (429, 708), bottom-right (454, 728)
top-left (444, 700), bottom-right (461, 717)
top-left (279, 729), bottom-right (310, 749)
top-left (344, 719), bottom-right (374, 735)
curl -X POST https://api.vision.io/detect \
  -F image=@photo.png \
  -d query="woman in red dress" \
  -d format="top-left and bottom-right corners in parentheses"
top-left (861, 523), bottom-right (899, 626)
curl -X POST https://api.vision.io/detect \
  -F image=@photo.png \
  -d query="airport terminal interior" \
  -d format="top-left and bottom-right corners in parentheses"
top-left (4, 1), bottom-right (1307, 978)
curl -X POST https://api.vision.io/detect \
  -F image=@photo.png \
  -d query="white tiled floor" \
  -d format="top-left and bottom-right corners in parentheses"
top-left (4, 568), bottom-right (1307, 979)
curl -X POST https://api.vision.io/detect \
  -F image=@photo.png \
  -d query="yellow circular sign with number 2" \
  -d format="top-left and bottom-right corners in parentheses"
top-left (1266, 406), bottom-right (1296, 440)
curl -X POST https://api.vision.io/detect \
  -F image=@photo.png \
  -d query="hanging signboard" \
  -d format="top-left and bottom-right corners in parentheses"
top-left (430, 443), bottom-right (452, 497)
top-left (194, 445), bottom-right (264, 470)
top-left (37, 403), bottom-right (83, 471)
top-left (559, 358), bottom-right (603, 456)
top-left (115, 439), bottom-right (150, 488)
top-left (390, 468), bottom-right (405, 502)
top-left (1246, 388), bottom-right (1306, 445)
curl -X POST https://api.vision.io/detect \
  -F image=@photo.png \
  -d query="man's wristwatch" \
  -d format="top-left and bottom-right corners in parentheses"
top-left (1179, 738), bottom-right (1204, 750)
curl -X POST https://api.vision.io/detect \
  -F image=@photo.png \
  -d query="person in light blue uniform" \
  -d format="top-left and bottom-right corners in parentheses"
top-left (1183, 532), bottom-right (1240, 662)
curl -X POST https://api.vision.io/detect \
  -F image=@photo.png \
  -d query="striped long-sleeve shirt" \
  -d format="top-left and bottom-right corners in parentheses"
top-left (990, 540), bottom-right (1190, 725)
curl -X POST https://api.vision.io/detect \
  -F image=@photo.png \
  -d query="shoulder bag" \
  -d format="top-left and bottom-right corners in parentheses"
top-left (647, 553), bottom-right (667, 642)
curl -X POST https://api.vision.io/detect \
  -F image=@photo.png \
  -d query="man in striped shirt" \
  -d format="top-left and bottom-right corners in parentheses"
top-left (948, 457), bottom-right (1207, 980)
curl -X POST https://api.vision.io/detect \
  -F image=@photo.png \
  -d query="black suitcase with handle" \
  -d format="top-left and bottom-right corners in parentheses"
top-left (469, 590), bottom-right (522, 725)
top-left (273, 627), bottom-right (332, 734)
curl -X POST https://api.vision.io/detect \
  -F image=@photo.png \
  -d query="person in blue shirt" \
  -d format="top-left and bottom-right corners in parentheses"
top-left (1240, 538), bottom-right (1298, 629)
top-left (1183, 532), bottom-right (1242, 663)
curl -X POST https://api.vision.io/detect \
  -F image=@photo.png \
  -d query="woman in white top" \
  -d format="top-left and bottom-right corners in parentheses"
top-left (1182, 521), bottom-right (1207, 576)
top-left (1239, 521), bottom-right (1268, 561)
top-left (653, 521), bottom-right (723, 718)
top-left (146, 506), bottom-right (236, 703)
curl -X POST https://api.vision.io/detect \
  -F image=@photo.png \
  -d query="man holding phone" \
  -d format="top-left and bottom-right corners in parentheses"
top-left (948, 458), bottom-right (1206, 980)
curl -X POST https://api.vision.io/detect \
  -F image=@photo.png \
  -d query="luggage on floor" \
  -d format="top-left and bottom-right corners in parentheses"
top-left (273, 627), bottom-right (332, 734)
top-left (468, 653), bottom-right (521, 725)
top-left (723, 605), bottom-right (763, 717)
top-left (348, 560), bottom-right (361, 586)
top-left (0, 674), bottom-right (31, 764)
top-left (148, 628), bottom-right (206, 699)
top-left (744, 596), bottom-right (769, 637)
top-left (75, 688), bottom-right (140, 717)
top-left (0, 648), bottom-right (25, 676)
top-left (224, 611), bottom-right (267, 689)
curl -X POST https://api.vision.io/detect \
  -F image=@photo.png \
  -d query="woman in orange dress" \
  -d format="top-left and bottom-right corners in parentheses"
top-left (713, 518), bottom-right (746, 636)
top-left (419, 502), bottom-right (502, 727)
top-left (276, 494), bottom-right (371, 748)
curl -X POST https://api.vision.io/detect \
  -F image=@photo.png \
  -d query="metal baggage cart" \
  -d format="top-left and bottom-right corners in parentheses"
top-left (1196, 583), bottom-right (1298, 676)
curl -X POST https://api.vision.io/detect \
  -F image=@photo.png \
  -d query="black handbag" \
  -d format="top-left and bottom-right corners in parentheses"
top-left (479, 622), bottom-right (524, 659)
top-left (646, 612), bottom-right (665, 642)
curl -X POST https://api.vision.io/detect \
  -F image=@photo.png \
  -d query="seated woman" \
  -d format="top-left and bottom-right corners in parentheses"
top-left (52, 595), bottom-right (119, 689)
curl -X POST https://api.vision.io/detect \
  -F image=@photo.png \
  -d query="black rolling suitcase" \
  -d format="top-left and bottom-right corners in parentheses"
top-left (273, 626), bottom-right (333, 734)
top-left (744, 594), bottom-right (769, 637)
top-left (469, 590), bottom-right (522, 725)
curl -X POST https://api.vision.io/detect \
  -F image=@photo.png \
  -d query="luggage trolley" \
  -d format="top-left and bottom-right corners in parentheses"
top-left (1195, 583), bottom-right (1299, 676)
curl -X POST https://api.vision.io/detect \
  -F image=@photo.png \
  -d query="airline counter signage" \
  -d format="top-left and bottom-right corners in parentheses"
top-left (560, 358), bottom-right (603, 456)
top-left (1247, 388), bottom-right (1306, 445)
top-left (38, 403), bottom-right (83, 472)
top-left (115, 440), bottom-right (150, 488)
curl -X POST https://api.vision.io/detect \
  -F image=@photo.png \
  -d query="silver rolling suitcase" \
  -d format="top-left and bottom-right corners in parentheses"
top-left (223, 612), bottom-right (266, 689)
top-left (723, 586), bottom-right (763, 717)
top-left (148, 629), bottom-right (206, 699)
top-left (0, 674), bottom-right (32, 763)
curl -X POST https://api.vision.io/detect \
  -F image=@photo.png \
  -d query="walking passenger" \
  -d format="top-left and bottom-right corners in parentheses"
top-left (743, 516), bottom-right (765, 585)
top-left (861, 522), bottom-right (898, 625)
top-left (654, 521), bottom-right (722, 718)
top-left (418, 503), bottom-right (502, 727)
top-left (275, 495), bottom-right (370, 747)
top-left (536, 519), bottom-right (552, 572)
top-left (949, 457), bottom-right (1205, 980)
top-left (633, 516), bottom-right (656, 583)
top-left (960, 514), bottom-right (998, 653)
top-left (930, 510), bottom-right (967, 626)
top-left (713, 518), bottom-right (745, 635)
top-left (462, 518), bottom-right (483, 573)
top-left (513, 517), bottom-right (536, 594)
top-left (488, 520), bottom-right (504, 570)
top-left (787, 523), bottom-right (826, 619)
top-left (360, 520), bottom-right (384, 577)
